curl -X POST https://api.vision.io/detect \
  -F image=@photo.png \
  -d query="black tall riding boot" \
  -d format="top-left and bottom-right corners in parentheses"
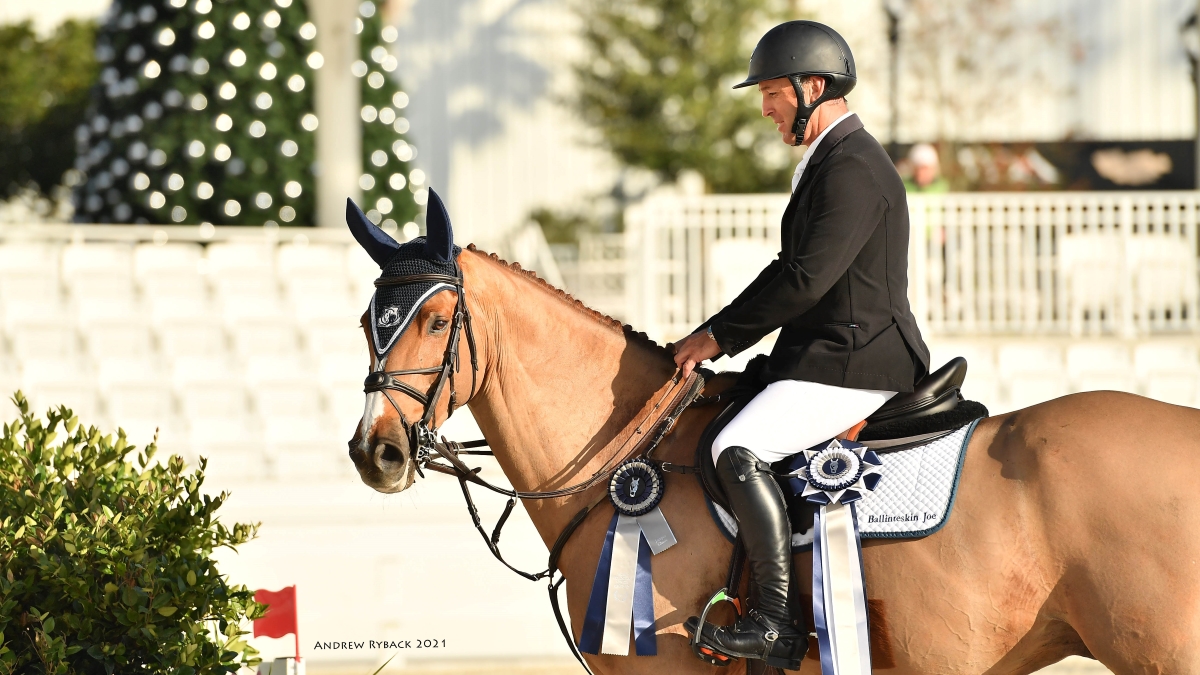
top-left (685, 445), bottom-right (806, 669)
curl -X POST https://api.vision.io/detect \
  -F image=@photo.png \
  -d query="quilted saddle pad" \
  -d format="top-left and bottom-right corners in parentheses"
top-left (705, 418), bottom-right (983, 552)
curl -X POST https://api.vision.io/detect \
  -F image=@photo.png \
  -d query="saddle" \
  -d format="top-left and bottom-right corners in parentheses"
top-left (696, 355), bottom-right (988, 529)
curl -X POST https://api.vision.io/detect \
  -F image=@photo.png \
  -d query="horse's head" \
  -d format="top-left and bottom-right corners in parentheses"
top-left (345, 191), bottom-right (475, 492)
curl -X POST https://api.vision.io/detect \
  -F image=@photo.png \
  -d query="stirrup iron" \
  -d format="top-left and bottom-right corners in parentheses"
top-left (688, 587), bottom-right (740, 667)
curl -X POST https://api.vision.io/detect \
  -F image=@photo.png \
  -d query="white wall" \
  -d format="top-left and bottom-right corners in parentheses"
top-left (387, 0), bottom-right (620, 248)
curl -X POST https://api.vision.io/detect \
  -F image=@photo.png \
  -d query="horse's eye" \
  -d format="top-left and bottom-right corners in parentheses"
top-left (430, 318), bottom-right (449, 333)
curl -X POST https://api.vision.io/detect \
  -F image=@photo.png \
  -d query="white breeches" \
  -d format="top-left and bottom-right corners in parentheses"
top-left (712, 380), bottom-right (897, 465)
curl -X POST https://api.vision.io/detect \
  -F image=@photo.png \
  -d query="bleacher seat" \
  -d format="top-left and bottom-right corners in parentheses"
top-left (62, 243), bottom-right (137, 304)
top-left (345, 245), bottom-right (380, 304)
top-left (1126, 236), bottom-right (1199, 333)
top-left (83, 320), bottom-right (155, 361)
top-left (998, 343), bottom-right (1067, 411)
top-left (278, 242), bottom-right (347, 278)
top-left (305, 320), bottom-right (368, 357)
top-left (97, 356), bottom-right (174, 445)
top-left (328, 385), bottom-right (366, 432)
top-left (0, 242), bottom-right (61, 306)
top-left (1134, 342), bottom-right (1200, 406)
top-left (157, 321), bottom-right (228, 359)
top-left (206, 242), bottom-right (279, 302)
top-left (268, 436), bottom-right (350, 479)
top-left (21, 359), bottom-right (99, 420)
top-left (1058, 233), bottom-right (1125, 336)
top-left (135, 242), bottom-right (207, 301)
top-left (7, 320), bottom-right (78, 360)
top-left (1065, 343), bottom-right (1135, 393)
top-left (144, 292), bottom-right (216, 327)
top-left (230, 321), bottom-right (302, 358)
top-left (0, 364), bottom-right (21, 421)
top-left (173, 356), bottom-right (248, 419)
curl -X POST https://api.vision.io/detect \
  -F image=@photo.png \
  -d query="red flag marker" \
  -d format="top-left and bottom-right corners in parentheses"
top-left (254, 586), bottom-right (300, 661)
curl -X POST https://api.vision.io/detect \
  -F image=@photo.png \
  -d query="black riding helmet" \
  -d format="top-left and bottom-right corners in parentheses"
top-left (734, 21), bottom-right (856, 145)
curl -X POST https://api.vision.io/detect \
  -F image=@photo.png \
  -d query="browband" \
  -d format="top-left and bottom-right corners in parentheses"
top-left (375, 273), bottom-right (463, 287)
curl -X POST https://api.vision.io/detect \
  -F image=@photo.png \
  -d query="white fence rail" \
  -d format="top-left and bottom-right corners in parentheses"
top-left (580, 192), bottom-right (1200, 343)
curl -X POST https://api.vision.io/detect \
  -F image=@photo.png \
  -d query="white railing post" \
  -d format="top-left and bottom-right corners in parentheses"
top-left (586, 190), bottom-right (1200, 342)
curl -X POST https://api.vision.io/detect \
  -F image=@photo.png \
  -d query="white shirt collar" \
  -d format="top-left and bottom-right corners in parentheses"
top-left (791, 111), bottom-right (856, 192)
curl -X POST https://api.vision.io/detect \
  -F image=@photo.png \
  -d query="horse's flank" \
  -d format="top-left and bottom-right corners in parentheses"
top-left (376, 247), bottom-right (1200, 674)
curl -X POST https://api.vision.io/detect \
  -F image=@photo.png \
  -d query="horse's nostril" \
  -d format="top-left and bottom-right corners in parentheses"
top-left (379, 442), bottom-right (405, 464)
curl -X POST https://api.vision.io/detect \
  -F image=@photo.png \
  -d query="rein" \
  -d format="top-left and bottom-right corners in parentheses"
top-left (360, 265), bottom-right (707, 672)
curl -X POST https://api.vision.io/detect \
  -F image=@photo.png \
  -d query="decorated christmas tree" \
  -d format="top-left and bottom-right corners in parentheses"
top-left (73, 0), bottom-right (420, 227)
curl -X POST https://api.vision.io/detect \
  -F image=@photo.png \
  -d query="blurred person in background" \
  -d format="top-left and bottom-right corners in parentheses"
top-left (672, 20), bottom-right (929, 670)
top-left (904, 142), bottom-right (949, 193)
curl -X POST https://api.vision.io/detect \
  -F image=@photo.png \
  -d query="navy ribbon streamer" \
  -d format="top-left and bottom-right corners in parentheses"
top-left (579, 512), bottom-right (659, 656)
top-left (578, 512), bottom-right (617, 655)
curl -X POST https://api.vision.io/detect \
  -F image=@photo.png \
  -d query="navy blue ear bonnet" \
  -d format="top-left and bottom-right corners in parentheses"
top-left (370, 238), bottom-right (462, 355)
top-left (346, 189), bottom-right (461, 357)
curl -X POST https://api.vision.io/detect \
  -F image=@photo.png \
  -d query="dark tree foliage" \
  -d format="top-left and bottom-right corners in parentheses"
top-left (357, 2), bottom-right (421, 228)
top-left (0, 20), bottom-right (97, 197)
top-left (73, 0), bottom-right (419, 227)
top-left (573, 0), bottom-right (799, 194)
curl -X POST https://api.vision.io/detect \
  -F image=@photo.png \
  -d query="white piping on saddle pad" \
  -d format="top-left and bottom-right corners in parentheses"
top-left (709, 420), bottom-right (981, 548)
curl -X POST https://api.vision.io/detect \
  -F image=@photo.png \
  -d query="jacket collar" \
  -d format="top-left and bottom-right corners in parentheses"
top-left (793, 113), bottom-right (864, 191)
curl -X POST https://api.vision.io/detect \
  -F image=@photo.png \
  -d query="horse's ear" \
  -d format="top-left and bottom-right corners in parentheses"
top-left (424, 188), bottom-right (454, 263)
top-left (346, 197), bottom-right (400, 267)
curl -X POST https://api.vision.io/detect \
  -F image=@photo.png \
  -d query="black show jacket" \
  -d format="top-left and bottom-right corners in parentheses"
top-left (705, 114), bottom-right (930, 393)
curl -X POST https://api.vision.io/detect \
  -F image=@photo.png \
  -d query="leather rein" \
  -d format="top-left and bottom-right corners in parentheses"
top-left (362, 267), bottom-right (706, 672)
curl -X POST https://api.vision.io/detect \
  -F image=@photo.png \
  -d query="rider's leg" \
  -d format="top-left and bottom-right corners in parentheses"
top-left (711, 379), bottom-right (897, 466)
top-left (687, 380), bottom-right (895, 667)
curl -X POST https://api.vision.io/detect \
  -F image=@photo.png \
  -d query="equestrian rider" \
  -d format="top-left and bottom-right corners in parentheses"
top-left (671, 21), bottom-right (930, 669)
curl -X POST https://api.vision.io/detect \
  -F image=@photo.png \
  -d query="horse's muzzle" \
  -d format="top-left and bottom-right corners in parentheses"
top-left (348, 432), bottom-right (413, 493)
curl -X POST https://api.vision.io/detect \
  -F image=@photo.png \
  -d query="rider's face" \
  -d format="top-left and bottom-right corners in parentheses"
top-left (759, 77), bottom-right (801, 144)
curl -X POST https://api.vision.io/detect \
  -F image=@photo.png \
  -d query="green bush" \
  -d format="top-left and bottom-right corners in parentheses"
top-left (0, 393), bottom-right (264, 674)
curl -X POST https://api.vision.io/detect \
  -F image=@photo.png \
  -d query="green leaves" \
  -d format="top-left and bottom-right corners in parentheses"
top-left (0, 392), bottom-right (264, 674)
top-left (572, 0), bottom-right (800, 193)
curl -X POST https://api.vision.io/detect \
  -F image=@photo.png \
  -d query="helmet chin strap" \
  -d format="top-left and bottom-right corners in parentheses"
top-left (787, 74), bottom-right (835, 147)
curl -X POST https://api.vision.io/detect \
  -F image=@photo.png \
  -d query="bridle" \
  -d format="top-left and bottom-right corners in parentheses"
top-left (358, 258), bottom-right (707, 673)
top-left (363, 267), bottom-right (478, 480)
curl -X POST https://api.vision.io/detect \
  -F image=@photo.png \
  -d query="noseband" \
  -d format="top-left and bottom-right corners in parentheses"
top-left (363, 268), bottom-right (478, 478)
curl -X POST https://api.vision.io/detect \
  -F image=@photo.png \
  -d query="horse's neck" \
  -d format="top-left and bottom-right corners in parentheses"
top-left (462, 252), bottom-right (676, 543)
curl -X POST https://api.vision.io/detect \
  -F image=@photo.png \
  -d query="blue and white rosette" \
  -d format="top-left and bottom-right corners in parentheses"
top-left (579, 459), bottom-right (676, 656)
top-left (782, 439), bottom-right (883, 675)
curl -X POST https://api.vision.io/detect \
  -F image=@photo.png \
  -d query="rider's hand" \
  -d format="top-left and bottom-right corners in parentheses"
top-left (670, 329), bottom-right (722, 379)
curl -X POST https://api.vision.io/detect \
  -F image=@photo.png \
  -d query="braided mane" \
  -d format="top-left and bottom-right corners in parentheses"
top-left (465, 244), bottom-right (670, 357)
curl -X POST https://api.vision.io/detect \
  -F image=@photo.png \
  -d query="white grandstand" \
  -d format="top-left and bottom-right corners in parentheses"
top-left (0, 227), bottom-right (378, 481)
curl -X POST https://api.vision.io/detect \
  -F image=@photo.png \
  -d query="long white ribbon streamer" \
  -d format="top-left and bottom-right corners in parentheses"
top-left (819, 502), bottom-right (872, 674)
top-left (599, 508), bottom-right (677, 654)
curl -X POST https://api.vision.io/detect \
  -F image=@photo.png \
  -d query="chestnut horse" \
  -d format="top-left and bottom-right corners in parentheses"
top-left (348, 246), bottom-right (1200, 675)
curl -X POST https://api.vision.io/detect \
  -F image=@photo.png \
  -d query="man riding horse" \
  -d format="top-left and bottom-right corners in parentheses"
top-left (672, 21), bottom-right (931, 669)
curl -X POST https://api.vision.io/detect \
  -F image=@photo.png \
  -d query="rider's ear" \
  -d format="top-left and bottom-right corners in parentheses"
top-left (346, 198), bottom-right (401, 267)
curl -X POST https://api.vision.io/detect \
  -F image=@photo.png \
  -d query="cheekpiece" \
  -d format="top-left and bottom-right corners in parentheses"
top-left (784, 439), bottom-right (883, 506)
top-left (608, 458), bottom-right (665, 517)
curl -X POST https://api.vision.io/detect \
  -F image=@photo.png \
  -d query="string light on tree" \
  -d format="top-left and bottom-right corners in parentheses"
top-left (356, 0), bottom-right (420, 228)
top-left (74, 0), bottom-right (420, 227)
